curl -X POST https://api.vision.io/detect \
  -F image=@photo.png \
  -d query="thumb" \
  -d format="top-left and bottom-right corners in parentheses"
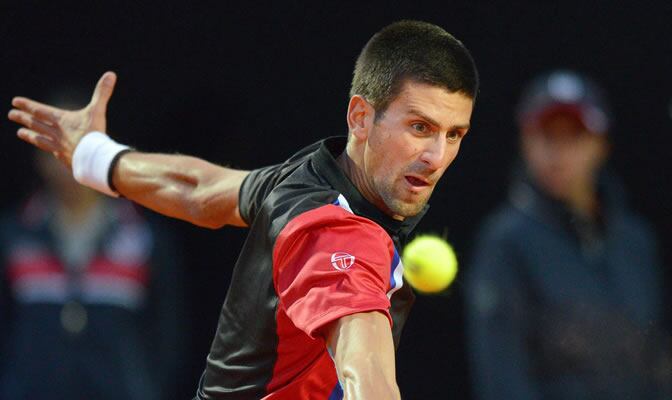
top-left (90, 71), bottom-right (117, 114)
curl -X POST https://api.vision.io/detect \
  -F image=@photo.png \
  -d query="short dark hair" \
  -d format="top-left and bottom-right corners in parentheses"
top-left (350, 20), bottom-right (479, 116)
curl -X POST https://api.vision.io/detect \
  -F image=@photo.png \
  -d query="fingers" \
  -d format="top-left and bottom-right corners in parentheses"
top-left (90, 71), bottom-right (117, 114)
top-left (8, 109), bottom-right (60, 137)
top-left (11, 97), bottom-right (63, 123)
top-left (9, 108), bottom-right (62, 156)
top-left (16, 128), bottom-right (58, 153)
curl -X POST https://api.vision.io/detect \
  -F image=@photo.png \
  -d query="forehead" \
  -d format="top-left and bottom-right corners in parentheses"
top-left (389, 80), bottom-right (474, 126)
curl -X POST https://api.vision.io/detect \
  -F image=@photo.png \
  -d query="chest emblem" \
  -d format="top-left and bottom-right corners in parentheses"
top-left (331, 252), bottom-right (355, 271)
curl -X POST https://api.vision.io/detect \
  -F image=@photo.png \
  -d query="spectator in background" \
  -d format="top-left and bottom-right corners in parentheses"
top-left (0, 91), bottom-right (186, 400)
top-left (465, 70), bottom-right (671, 399)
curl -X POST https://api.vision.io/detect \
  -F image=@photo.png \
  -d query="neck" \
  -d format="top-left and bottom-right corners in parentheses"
top-left (336, 146), bottom-right (404, 221)
top-left (336, 149), bottom-right (362, 196)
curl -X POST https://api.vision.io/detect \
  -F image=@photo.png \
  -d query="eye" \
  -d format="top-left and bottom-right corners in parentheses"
top-left (447, 130), bottom-right (461, 142)
top-left (411, 122), bottom-right (430, 134)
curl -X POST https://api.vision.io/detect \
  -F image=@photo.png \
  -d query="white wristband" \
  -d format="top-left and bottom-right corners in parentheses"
top-left (72, 131), bottom-right (130, 197)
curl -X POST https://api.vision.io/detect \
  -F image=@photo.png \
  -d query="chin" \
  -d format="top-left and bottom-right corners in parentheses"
top-left (379, 184), bottom-right (428, 217)
top-left (388, 199), bottom-right (426, 218)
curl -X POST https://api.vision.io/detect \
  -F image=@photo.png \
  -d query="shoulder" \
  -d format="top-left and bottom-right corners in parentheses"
top-left (241, 140), bottom-right (322, 196)
top-left (273, 203), bottom-right (394, 280)
top-left (254, 158), bottom-right (342, 236)
top-left (278, 203), bottom-right (389, 248)
top-left (271, 203), bottom-right (397, 339)
top-left (239, 145), bottom-right (322, 226)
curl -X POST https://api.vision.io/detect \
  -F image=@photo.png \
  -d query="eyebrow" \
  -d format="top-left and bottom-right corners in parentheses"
top-left (408, 108), bottom-right (470, 131)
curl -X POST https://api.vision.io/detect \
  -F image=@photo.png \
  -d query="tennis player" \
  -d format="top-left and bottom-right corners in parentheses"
top-left (9, 20), bottom-right (478, 400)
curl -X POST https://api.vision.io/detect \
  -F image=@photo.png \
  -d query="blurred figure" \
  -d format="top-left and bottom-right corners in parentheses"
top-left (465, 70), bottom-right (671, 399)
top-left (0, 148), bottom-right (185, 399)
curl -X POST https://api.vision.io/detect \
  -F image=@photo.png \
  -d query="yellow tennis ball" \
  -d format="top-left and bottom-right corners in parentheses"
top-left (402, 235), bottom-right (458, 293)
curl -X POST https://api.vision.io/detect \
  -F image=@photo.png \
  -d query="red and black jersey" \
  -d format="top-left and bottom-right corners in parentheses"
top-left (196, 137), bottom-right (427, 399)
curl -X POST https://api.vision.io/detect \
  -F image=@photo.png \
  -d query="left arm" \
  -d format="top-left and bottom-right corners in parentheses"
top-left (8, 72), bottom-right (249, 228)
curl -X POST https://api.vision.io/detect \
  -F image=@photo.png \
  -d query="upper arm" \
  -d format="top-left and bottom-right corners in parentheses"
top-left (271, 206), bottom-right (402, 398)
top-left (272, 206), bottom-right (400, 398)
top-left (273, 206), bottom-right (396, 338)
top-left (326, 311), bottom-right (400, 400)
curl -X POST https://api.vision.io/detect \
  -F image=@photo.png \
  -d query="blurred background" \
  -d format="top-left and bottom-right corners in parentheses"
top-left (0, 1), bottom-right (670, 399)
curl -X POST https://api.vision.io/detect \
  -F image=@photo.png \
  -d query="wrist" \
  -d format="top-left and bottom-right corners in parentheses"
top-left (72, 131), bottom-right (131, 197)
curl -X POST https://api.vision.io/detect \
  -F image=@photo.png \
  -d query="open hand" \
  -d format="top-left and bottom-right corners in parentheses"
top-left (8, 72), bottom-right (117, 167)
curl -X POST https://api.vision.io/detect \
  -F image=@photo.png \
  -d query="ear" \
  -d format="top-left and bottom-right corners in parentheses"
top-left (346, 95), bottom-right (375, 141)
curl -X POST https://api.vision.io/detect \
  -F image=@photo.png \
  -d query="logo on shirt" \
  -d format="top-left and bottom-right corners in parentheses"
top-left (331, 252), bottom-right (355, 271)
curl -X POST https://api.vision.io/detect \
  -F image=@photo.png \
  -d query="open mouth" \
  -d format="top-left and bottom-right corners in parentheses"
top-left (405, 176), bottom-right (430, 188)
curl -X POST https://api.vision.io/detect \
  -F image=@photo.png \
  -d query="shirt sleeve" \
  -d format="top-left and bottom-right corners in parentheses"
top-left (238, 165), bottom-right (285, 226)
top-left (239, 156), bottom-right (312, 226)
top-left (272, 204), bottom-right (395, 339)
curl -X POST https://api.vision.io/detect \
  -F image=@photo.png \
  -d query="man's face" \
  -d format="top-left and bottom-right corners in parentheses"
top-left (361, 81), bottom-right (473, 218)
top-left (521, 113), bottom-right (608, 200)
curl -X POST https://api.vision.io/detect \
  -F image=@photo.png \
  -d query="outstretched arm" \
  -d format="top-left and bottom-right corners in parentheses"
top-left (326, 312), bottom-right (401, 400)
top-left (8, 72), bottom-right (248, 228)
top-left (112, 153), bottom-right (248, 228)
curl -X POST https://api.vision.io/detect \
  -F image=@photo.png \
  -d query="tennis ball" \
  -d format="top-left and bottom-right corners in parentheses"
top-left (402, 235), bottom-right (458, 293)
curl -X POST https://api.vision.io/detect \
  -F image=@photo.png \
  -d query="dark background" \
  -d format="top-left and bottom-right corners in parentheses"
top-left (1, 2), bottom-right (670, 398)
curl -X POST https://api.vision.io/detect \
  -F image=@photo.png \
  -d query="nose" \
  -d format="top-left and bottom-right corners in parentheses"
top-left (419, 135), bottom-right (451, 171)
